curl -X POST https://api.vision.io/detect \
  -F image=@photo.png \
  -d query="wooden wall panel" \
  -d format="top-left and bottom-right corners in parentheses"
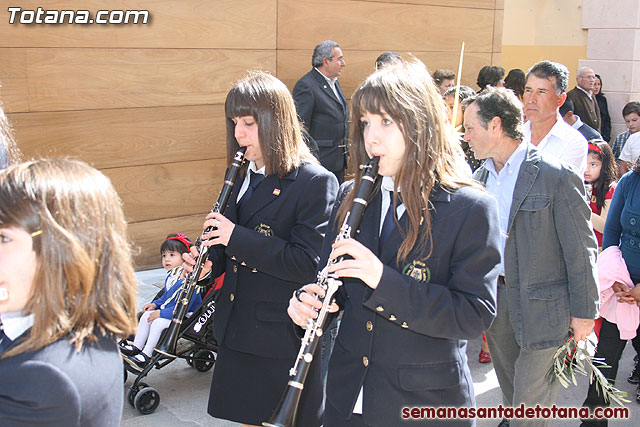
top-left (278, 50), bottom-right (493, 101)
top-left (0, 48), bottom-right (275, 113)
top-left (105, 158), bottom-right (228, 224)
top-left (129, 215), bottom-right (206, 267)
top-left (0, 49), bottom-right (30, 112)
top-left (8, 105), bottom-right (227, 168)
top-left (0, 0), bottom-right (277, 49)
top-left (352, 0), bottom-right (496, 9)
top-left (0, 0), bottom-right (502, 268)
top-left (277, 0), bottom-right (495, 52)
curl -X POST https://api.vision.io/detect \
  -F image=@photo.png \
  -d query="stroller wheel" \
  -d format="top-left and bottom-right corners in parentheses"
top-left (134, 386), bottom-right (160, 415)
top-left (185, 350), bottom-right (195, 367)
top-left (127, 382), bottom-right (149, 408)
top-left (193, 350), bottom-right (216, 372)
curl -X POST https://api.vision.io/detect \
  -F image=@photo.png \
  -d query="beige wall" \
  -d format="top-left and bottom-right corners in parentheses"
top-left (0, 0), bottom-right (503, 267)
top-left (502, 0), bottom-right (587, 82)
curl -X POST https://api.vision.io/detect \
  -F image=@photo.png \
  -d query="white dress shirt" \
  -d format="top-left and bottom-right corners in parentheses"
top-left (314, 67), bottom-right (340, 100)
top-left (523, 112), bottom-right (588, 175)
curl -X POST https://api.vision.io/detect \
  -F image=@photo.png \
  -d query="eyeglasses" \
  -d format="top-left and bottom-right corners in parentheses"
top-left (30, 230), bottom-right (43, 237)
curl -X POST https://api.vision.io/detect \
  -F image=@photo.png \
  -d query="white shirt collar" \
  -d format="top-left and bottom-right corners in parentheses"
top-left (577, 86), bottom-right (593, 99)
top-left (248, 161), bottom-right (266, 175)
top-left (0, 312), bottom-right (34, 341)
top-left (572, 115), bottom-right (584, 130)
top-left (484, 141), bottom-right (527, 176)
top-left (381, 176), bottom-right (399, 193)
top-left (524, 112), bottom-right (566, 149)
top-left (314, 67), bottom-right (337, 86)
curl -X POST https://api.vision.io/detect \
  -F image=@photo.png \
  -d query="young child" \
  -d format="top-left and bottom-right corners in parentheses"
top-left (584, 140), bottom-right (617, 250)
top-left (157, 233), bottom-right (193, 299)
top-left (612, 101), bottom-right (640, 175)
top-left (121, 233), bottom-right (203, 368)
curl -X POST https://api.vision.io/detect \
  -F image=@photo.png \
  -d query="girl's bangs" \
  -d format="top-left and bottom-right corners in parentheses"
top-left (354, 83), bottom-right (396, 118)
top-left (225, 85), bottom-right (260, 119)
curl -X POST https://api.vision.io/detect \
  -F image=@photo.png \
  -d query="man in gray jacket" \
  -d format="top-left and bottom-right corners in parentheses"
top-left (464, 87), bottom-right (599, 427)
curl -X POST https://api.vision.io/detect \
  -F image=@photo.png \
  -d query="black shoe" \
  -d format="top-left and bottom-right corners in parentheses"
top-left (497, 419), bottom-right (509, 427)
top-left (629, 363), bottom-right (640, 384)
top-left (119, 343), bottom-right (141, 357)
top-left (124, 353), bottom-right (150, 370)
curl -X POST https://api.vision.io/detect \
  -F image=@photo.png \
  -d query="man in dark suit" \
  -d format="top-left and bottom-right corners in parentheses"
top-left (560, 95), bottom-right (602, 142)
top-left (464, 87), bottom-right (599, 427)
top-left (293, 40), bottom-right (349, 183)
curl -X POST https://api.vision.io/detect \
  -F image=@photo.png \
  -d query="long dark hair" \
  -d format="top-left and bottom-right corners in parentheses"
top-left (224, 71), bottom-right (316, 177)
top-left (587, 140), bottom-right (617, 210)
top-left (341, 59), bottom-right (473, 263)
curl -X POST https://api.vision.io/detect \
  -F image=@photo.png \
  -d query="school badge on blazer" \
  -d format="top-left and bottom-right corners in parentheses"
top-left (254, 223), bottom-right (273, 237)
top-left (402, 260), bottom-right (430, 283)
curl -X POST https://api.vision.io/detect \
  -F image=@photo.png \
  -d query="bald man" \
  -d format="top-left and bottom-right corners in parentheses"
top-left (566, 67), bottom-right (601, 133)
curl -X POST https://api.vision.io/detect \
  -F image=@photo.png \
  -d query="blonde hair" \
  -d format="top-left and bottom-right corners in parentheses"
top-left (340, 59), bottom-right (476, 263)
top-left (0, 159), bottom-right (137, 357)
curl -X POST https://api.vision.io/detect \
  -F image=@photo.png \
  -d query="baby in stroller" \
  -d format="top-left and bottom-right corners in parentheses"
top-left (121, 233), bottom-right (208, 368)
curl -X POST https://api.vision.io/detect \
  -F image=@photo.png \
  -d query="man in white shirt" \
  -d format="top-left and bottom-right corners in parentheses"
top-left (522, 61), bottom-right (588, 175)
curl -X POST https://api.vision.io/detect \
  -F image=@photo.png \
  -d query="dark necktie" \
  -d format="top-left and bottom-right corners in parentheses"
top-left (379, 191), bottom-right (401, 247)
top-left (0, 323), bottom-right (11, 353)
top-left (238, 170), bottom-right (264, 209)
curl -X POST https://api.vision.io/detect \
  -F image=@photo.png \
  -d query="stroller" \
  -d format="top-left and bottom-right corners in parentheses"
top-left (123, 273), bottom-right (223, 415)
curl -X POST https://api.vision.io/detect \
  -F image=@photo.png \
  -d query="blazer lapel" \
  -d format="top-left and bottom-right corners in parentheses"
top-left (335, 81), bottom-right (348, 112)
top-left (507, 146), bottom-right (541, 234)
top-left (313, 69), bottom-right (345, 109)
top-left (356, 191), bottom-right (382, 257)
top-left (237, 175), bottom-right (279, 224)
top-left (224, 173), bottom-right (244, 224)
top-left (237, 168), bottom-right (300, 225)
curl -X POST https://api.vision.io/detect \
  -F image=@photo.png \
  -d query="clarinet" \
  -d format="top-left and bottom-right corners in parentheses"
top-left (155, 147), bottom-right (247, 358)
top-left (264, 156), bottom-right (380, 427)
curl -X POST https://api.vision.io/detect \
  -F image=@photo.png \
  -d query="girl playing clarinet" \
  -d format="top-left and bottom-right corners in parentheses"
top-left (183, 71), bottom-right (338, 427)
top-left (288, 60), bottom-right (502, 426)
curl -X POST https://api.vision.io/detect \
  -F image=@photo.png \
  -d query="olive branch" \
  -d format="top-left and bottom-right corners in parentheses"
top-left (548, 336), bottom-right (629, 406)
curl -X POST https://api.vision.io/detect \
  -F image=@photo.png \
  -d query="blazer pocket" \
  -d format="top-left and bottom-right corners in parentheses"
top-left (526, 281), bottom-right (566, 300)
top-left (519, 194), bottom-right (551, 212)
top-left (255, 302), bottom-right (289, 323)
top-left (526, 281), bottom-right (570, 332)
top-left (398, 362), bottom-right (461, 391)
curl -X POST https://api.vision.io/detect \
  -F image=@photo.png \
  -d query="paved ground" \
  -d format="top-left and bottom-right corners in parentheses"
top-left (122, 269), bottom-right (639, 426)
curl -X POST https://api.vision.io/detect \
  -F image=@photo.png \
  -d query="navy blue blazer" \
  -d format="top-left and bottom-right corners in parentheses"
top-left (0, 333), bottom-right (124, 427)
top-left (293, 69), bottom-right (349, 173)
top-left (577, 121), bottom-right (602, 142)
top-left (323, 183), bottom-right (501, 426)
top-left (209, 161), bottom-right (338, 358)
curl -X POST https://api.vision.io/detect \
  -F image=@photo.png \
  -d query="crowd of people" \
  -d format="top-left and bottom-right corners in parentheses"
top-left (1, 38), bottom-right (640, 427)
